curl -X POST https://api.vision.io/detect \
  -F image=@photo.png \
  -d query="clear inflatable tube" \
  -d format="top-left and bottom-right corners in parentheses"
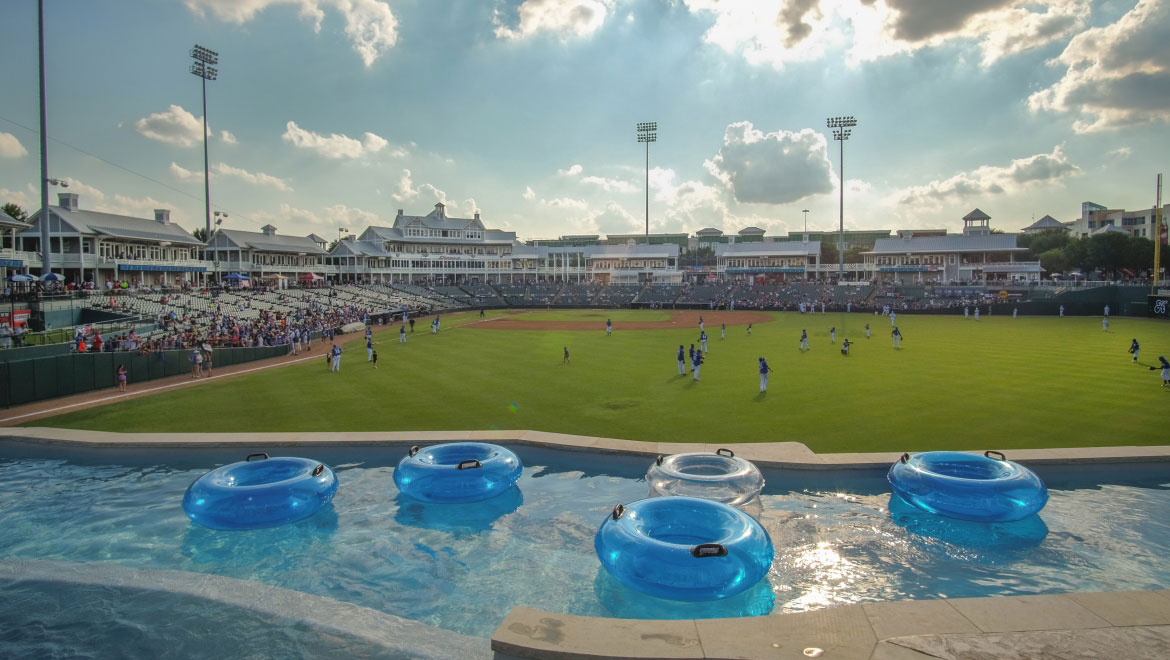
top-left (646, 449), bottom-right (764, 505)
top-left (594, 496), bottom-right (774, 601)
top-left (393, 442), bottom-right (522, 503)
top-left (182, 453), bottom-right (339, 531)
top-left (887, 450), bottom-right (1048, 522)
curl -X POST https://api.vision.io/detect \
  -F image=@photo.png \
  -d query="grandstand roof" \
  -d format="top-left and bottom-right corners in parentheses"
top-left (716, 242), bottom-right (820, 257)
top-left (214, 229), bottom-right (327, 254)
top-left (867, 234), bottom-right (1024, 254)
top-left (25, 204), bottom-right (201, 244)
top-left (333, 239), bottom-right (390, 257)
top-left (1022, 215), bottom-right (1066, 231)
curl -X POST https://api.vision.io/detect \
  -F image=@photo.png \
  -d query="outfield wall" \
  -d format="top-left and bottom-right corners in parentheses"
top-left (0, 345), bottom-right (289, 408)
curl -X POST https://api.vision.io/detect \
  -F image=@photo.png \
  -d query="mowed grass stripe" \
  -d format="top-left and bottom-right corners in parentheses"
top-left (23, 311), bottom-right (1170, 452)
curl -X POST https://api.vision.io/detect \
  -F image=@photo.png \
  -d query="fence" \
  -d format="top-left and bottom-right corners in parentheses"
top-left (0, 345), bottom-right (289, 408)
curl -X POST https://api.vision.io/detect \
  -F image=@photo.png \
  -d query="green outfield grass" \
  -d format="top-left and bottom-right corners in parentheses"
top-left (23, 310), bottom-right (1170, 453)
top-left (510, 309), bottom-right (672, 322)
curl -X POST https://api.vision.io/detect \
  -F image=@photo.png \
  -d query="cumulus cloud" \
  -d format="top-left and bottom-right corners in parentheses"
top-left (558, 163), bottom-right (637, 193)
top-left (391, 169), bottom-right (449, 205)
top-left (494, 0), bottom-right (615, 41)
top-left (282, 121), bottom-right (392, 159)
top-left (523, 186), bottom-right (536, 200)
top-left (220, 130), bottom-right (238, 145)
top-left (1028, 0), bottom-right (1170, 132)
top-left (170, 162), bottom-right (203, 181)
top-left (682, 0), bottom-right (1088, 69)
top-left (591, 202), bottom-right (641, 234)
top-left (704, 121), bottom-right (834, 205)
top-left (213, 163), bottom-right (294, 191)
top-left (322, 203), bottom-right (381, 226)
top-left (894, 146), bottom-right (1081, 206)
top-left (1, 188), bottom-right (31, 209)
top-left (183, 0), bottom-right (398, 67)
top-left (557, 163), bottom-right (583, 176)
top-left (134, 105), bottom-right (206, 147)
top-left (0, 132), bottom-right (28, 158)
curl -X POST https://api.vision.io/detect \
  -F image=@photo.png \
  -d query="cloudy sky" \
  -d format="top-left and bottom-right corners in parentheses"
top-left (1, 0), bottom-right (1167, 241)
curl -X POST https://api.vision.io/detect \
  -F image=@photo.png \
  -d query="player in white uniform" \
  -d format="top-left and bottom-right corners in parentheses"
top-left (829, 327), bottom-right (836, 343)
top-left (865, 323), bottom-right (870, 339)
top-left (1102, 317), bottom-right (1109, 332)
top-left (974, 307), bottom-right (980, 321)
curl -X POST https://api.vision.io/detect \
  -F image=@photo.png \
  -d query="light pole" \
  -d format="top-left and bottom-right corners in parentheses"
top-left (37, 0), bottom-right (53, 277)
top-left (802, 209), bottom-right (809, 234)
top-left (338, 228), bottom-right (349, 283)
top-left (826, 116), bottom-right (857, 282)
top-left (190, 45), bottom-right (218, 239)
top-left (636, 122), bottom-right (657, 245)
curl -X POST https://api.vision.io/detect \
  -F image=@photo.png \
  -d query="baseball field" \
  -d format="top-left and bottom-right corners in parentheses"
top-left (20, 309), bottom-right (1170, 453)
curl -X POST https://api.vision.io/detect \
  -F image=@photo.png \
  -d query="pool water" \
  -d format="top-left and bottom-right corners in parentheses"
top-left (1, 443), bottom-right (1169, 638)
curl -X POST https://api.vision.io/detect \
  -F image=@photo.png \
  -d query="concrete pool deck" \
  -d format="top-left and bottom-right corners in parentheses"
top-left (3, 428), bottom-right (1169, 659)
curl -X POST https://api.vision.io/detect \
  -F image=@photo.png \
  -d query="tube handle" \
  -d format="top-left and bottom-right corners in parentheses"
top-left (457, 459), bottom-right (483, 470)
top-left (716, 448), bottom-right (735, 457)
top-left (408, 445), bottom-right (420, 457)
top-left (984, 450), bottom-right (1006, 461)
top-left (690, 543), bottom-right (728, 558)
top-left (312, 464), bottom-right (325, 477)
top-left (899, 453), bottom-right (909, 464)
top-left (656, 454), bottom-right (664, 466)
top-left (246, 453), bottom-right (269, 462)
top-left (612, 504), bottom-right (625, 520)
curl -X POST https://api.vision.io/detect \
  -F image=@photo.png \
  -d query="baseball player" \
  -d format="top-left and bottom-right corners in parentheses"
top-left (830, 327), bottom-right (836, 343)
top-left (692, 349), bottom-right (703, 381)
top-left (689, 344), bottom-right (696, 372)
top-left (720, 323), bottom-right (726, 340)
top-left (1130, 338), bottom-right (1140, 363)
top-left (367, 336), bottom-right (374, 361)
top-left (800, 329), bottom-right (809, 351)
top-left (372, 350), bottom-right (378, 369)
top-left (759, 357), bottom-right (772, 392)
top-left (865, 322), bottom-right (870, 339)
top-left (890, 311), bottom-right (896, 327)
top-left (1159, 356), bottom-right (1170, 386)
top-left (1013, 307), bottom-right (1018, 319)
top-left (563, 346), bottom-right (570, 364)
top-left (746, 323), bottom-right (752, 336)
top-left (841, 339), bottom-right (852, 356)
top-left (677, 345), bottom-right (686, 375)
top-left (891, 326), bottom-right (902, 349)
top-left (330, 343), bottom-right (342, 371)
top-left (964, 306), bottom-right (969, 319)
top-left (1059, 305), bottom-right (1064, 317)
top-left (606, 319), bottom-right (612, 335)
top-left (400, 325), bottom-right (407, 342)
top-left (700, 330), bottom-right (708, 353)
top-left (1102, 317), bottom-right (1109, 332)
top-left (974, 307), bottom-right (980, 321)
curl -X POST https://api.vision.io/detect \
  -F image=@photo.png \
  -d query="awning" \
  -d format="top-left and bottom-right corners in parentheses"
top-left (299, 273), bottom-right (324, 281)
top-left (91, 226), bottom-right (201, 245)
top-left (223, 273), bottom-right (250, 280)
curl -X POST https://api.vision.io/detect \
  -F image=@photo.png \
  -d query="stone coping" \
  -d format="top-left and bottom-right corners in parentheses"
top-left (3, 427), bottom-right (1170, 470)
top-left (0, 559), bottom-right (491, 659)
top-left (492, 591), bottom-right (1170, 659)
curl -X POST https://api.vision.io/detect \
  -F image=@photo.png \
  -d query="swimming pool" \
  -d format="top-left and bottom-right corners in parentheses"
top-left (1, 442), bottom-right (1168, 640)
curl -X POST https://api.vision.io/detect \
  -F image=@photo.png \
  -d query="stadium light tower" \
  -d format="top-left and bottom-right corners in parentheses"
top-left (802, 209), bottom-right (809, 234)
top-left (827, 115), bottom-right (857, 282)
top-left (190, 44), bottom-right (218, 239)
top-left (636, 122), bottom-right (657, 245)
top-left (37, 0), bottom-right (54, 276)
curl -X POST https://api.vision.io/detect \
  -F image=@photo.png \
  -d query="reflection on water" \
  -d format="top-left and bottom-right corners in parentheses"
top-left (0, 445), bottom-right (1169, 638)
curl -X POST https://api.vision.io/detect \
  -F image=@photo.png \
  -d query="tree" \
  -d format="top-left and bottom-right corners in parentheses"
top-left (192, 227), bottom-right (209, 243)
top-left (1, 203), bottom-right (27, 222)
top-left (327, 238), bottom-right (341, 252)
top-left (1019, 229), bottom-right (1069, 257)
top-left (1086, 232), bottom-right (1129, 278)
top-left (1038, 247), bottom-right (1069, 276)
top-left (820, 242), bottom-right (839, 264)
top-left (844, 245), bottom-right (867, 264)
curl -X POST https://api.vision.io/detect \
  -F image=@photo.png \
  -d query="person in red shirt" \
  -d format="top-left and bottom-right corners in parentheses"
top-left (93, 332), bottom-right (103, 352)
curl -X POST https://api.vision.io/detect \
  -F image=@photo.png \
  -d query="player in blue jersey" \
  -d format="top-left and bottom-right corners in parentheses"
top-left (1130, 338), bottom-right (1140, 363)
top-left (830, 327), bottom-right (836, 343)
top-left (891, 326), bottom-right (902, 349)
top-left (800, 329), bottom-right (809, 351)
top-left (841, 339), bottom-right (852, 356)
top-left (692, 349), bottom-right (703, 381)
top-left (677, 345), bottom-right (686, 375)
top-left (1160, 356), bottom-right (1170, 386)
top-left (700, 330), bottom-right (708, 352)
top-left (330, 343), bottom-right (342, 371)
top-left (758, 357), bottom-right (772, 392)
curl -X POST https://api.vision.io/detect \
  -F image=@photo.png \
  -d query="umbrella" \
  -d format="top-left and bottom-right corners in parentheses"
top-left (223, 273), bottom-right (250, 280)
top-left (40, 272), bottom-right (61, 282)
top-left (8, 274), bottom-right (34, 282)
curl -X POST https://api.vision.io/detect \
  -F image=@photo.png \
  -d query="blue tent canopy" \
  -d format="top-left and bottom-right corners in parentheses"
top-left (8, 274), bottom-right (35, 282)
top-left (40, 272), bottom-right (61, 281)
top-left (223, 273), bottom-right (250, 280)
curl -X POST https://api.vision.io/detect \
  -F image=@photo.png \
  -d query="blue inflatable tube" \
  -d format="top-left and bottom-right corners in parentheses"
top-left (182, 453), bottom-right (339, 530)
top-left (888, 450), bottom-right (1048, 522)
top-left (393, 442), bottom-right (522, 503)
top-left (594, 497), bottom-right (773, 601)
